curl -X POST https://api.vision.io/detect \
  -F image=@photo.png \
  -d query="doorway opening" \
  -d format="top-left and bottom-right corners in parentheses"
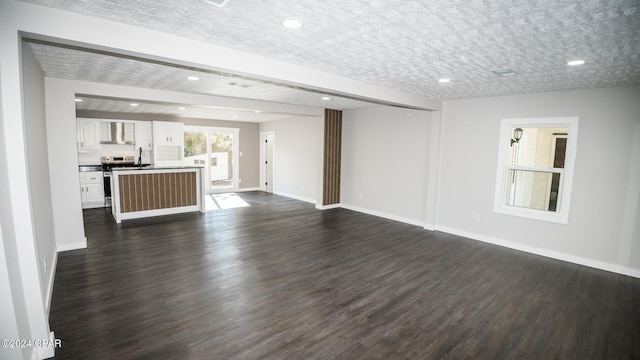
top-left (184, 126), bottom-right (239, 193)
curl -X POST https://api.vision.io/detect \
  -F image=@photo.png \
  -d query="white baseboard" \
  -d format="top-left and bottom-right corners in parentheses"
top-left (436, 225), bottom-right (640, 279)
top-left (339, 203), bottom-right (426, 227)
top-left (236, 187), bottom-right (261, 192)
top-left (273, 191), bottom-right (317, 204)
top-left (35, 331), bottom-right (56, 359)
top-left (423, 223), bottom-right (436, 231)
top-left (316, 203), bottom-right (341, 210)
top-left (312, 201), bottom-right (640, 279)
top-left (57, 238), bottom-right (87, 252)
top-left (45, 251), bottom-right (58, 316)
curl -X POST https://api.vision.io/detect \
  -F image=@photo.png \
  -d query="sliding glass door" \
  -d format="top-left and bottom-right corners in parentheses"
top-left (184, 126), bottom-right (239, 193)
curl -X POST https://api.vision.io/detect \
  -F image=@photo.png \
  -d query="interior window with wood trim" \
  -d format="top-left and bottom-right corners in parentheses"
top-left (494, 117), bottom-right (579, 224)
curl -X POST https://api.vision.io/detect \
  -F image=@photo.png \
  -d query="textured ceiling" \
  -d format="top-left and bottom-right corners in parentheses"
top-left (73, 96), bottom-right (318, 122)
top-left (18, 0), bottom-right (640, 117)
top-left (26, 41), bottom-right (375, 120)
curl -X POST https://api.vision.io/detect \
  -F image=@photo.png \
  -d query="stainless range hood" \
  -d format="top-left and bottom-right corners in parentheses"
top-left (100, 121), bottom-right (135, 145)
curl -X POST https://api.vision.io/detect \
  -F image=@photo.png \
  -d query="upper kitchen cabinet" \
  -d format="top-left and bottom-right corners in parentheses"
top-left (153, 121), bottom-right (184, 165)
top-left (135, 121), bottom-right (153, 151)
top-left (77, 118), bottom-right (101, 151)
top-left (153, 121), bottom-right (183, 145)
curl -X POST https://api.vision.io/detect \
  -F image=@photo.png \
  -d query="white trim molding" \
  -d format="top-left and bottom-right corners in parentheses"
top-left (237, 187), bottom-right (262, 192)
top-left (57, 240), bottom-right (87, 252)
top-left (274, 193), bottom-right (640, 279)
top-left (436, 225), bottom-right (640, 279)
top-left (45, 252), bottom-right (58, 315)
top-left (274, 191), bottom-right (316, 204)
top-left (494, 117), bottom-right (579, 224)
top-left (340, 203), bottom-right (426, 228)
top-left (316, 203), bottom-right (341, 210)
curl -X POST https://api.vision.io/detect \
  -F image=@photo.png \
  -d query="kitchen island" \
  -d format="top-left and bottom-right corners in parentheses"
top-left (110, 165), bottom-right (205, 223)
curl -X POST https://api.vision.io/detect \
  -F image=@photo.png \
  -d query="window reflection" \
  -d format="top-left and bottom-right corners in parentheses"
top-left (506, 170), bottom-right (558, 211)
top-left (507, 127), bottom-right (568, 212)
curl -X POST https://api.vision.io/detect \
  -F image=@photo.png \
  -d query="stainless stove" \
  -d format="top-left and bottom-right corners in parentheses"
top-left (101, 156), bottom-right (150, 206)
top-left (101, 155), bottom-right (136, 170)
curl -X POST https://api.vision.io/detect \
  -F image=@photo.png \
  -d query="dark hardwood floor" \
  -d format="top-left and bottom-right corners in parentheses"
top-left (50, 191), bottom-right (640, 359)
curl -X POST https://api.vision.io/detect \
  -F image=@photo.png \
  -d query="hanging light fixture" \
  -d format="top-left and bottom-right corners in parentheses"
top-left (511, 128), bottom-right (523, 146)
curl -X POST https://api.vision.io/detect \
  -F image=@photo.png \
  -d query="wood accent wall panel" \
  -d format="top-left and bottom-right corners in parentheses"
top-left (119, 172), bottom-right (197, 213)
top-left (323, 109), bottom-right (342, 206)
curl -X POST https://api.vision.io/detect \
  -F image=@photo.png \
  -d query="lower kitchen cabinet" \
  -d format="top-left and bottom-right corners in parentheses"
top-left (79, 171), bottom-right (104, 208)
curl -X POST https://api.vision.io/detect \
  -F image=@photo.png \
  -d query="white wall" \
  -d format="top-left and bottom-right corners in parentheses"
top-left (341, 107), bottom-right (432, 226)
top-left (0, 68), bottom-right (30, 359)
top-left (44, 78), bottom-right (88, 252)
top-left (0, 6), bottom-right (53, 359)
top-left (626, 122), bottom-right (640, 270)
top-left (0, 224), bottom-right (24, 360)
top-left (23, 40), bottom-right (57, 310)
top-left (260, 115), bottom-right (324, 204)
top-left (437, 86), bottom-right (640, 277)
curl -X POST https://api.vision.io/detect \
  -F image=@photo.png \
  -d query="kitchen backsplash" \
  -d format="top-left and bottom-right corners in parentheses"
top-left (77, 143), bottom-right (153, 165)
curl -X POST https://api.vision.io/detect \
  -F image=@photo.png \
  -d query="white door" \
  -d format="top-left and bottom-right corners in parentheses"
top-left (266, 134), bottom-right (274, 193)
top-left (260, 132), bottom-right (275, 193)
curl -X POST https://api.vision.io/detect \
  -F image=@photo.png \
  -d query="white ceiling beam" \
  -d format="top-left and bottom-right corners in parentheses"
top-left (6, 0), bottom-right (441, 111)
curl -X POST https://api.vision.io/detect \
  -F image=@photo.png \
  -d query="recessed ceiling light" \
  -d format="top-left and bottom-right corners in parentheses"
top-left (178, 107), bottom-right (186, 110)
top-left (187, 76), bottom-right (200, 81)
top-left (567, 60), bottom-right (585, 66)
top-left (282, 19), bottom-right (303, 29)
top-left (438, 78), bottom-right (451, 83)
top-left (321, 96), bottom-right (330, 100)
top-left (130, 103), bottom-right (138, 107)
top-left (232, 115), bottom-right (238, 119)
top-left (203, 0), bottom-right (232, 7)
top-left (74, 98), bottom-right (83, 102)
top-left (254, 110), bottom-right (261, 113)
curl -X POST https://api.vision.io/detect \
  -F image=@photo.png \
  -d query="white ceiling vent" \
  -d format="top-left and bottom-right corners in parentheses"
top-left (491, 68), bottom-right (517, 77)
top-left (228, 82), bottom-right (253, 88)
top-left (203, 0), bottom-right (232, 7)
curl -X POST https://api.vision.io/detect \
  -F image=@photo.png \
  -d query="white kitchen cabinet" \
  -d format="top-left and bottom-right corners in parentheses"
top-left (79, 171), bottom-right (104, 208)
top-left (77, 118), bottom-right (101, 151)
top-left (135, 121), bottom-right (153, 151)
top-left (153, 121), bottom-right (184, 165)
top-left (153, 121), bottom-right (183, 145)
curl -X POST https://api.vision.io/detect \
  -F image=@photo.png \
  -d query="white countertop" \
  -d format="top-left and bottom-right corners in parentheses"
top-left (110, 165), bottom-right (204, 171)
